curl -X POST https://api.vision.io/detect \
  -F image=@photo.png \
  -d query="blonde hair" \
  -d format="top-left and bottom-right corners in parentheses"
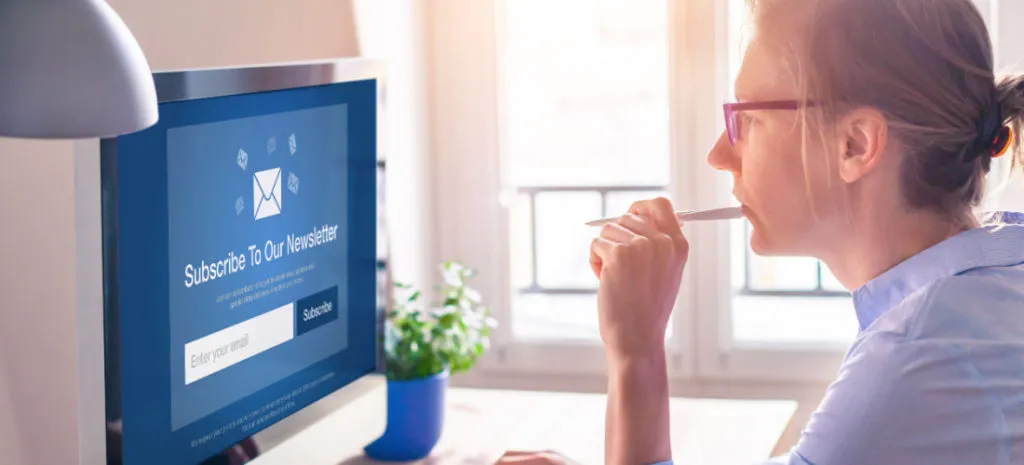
top-left (750, 0), bottom-right (1023, 221)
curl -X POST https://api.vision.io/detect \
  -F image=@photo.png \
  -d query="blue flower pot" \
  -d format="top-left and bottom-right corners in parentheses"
top-left (364, 371), bottom-right (448, 461)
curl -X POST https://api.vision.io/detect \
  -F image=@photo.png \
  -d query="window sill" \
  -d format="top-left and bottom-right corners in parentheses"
top-left (731, 294), bottom-right (857, 348)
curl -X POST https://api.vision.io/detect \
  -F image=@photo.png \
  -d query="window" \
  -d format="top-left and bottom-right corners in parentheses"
top-left (502, 0), bottom-right (671, 342)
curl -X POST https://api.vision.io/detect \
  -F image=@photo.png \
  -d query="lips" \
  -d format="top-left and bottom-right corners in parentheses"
top-left (732, 192), bottom-right (747, 209)
top-left (732, 195), bottom-right (752, 218)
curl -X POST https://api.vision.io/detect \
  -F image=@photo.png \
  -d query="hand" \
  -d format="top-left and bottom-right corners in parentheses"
top-left (495, 450), bottom-right (573, 465)
top-left (589, 197), bottom-right (689, 361)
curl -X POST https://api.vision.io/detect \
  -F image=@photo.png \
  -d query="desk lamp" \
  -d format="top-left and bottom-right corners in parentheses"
top-left (0, 0), bottom-right (158, 139)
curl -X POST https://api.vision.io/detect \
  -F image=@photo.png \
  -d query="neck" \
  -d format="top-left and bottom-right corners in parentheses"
top-left (818, 206), bottom-right (976, 291)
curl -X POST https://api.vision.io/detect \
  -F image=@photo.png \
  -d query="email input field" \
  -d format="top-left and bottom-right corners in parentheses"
top-left (184, 303), bottom-right (295, 385)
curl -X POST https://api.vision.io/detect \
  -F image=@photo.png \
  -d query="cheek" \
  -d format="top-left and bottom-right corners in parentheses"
top-left (742, 126), bottom-right (811, 216)
top-left (740, 124), bottom-right (821, 250)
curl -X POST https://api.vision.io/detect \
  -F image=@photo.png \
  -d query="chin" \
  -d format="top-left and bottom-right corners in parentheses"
top-left (745, 208), bottom-right (799, 256)
top-left (748, 229), bottom-right (777, 256)
top-left (750, 226), bottom-right (816, 257)
top-left (748, 226), bottom-right (796, 257)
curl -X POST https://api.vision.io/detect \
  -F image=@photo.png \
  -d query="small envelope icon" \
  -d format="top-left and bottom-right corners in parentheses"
top-left (253, 167), bottom-right (282, 220)
top-left (237, 149), bottom-right (248, 170)
top-left (287, 172), bottom-right (299, 195)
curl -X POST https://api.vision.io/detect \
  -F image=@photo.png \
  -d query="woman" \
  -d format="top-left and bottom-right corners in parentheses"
top-left (499, 0), bottom-right (1024, 464)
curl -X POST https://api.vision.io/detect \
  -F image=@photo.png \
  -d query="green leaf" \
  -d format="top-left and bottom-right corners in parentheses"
top-left (439, 312), bottom-right (458, 328)
top-left (383, 260), bottom-right (499, 381)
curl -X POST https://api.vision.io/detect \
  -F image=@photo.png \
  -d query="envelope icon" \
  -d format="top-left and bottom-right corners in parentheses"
top-left (237, 149), bottom-right (248, 170)
top-left (253, 167), bottom-right (282, 220)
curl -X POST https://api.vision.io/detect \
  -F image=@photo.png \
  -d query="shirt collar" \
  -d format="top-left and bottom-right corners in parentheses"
top-left (852, 211), bottom-right (1024, 331)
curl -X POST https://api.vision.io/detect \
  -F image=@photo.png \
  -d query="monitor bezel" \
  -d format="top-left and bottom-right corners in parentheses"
top-left (99, 57), bottom-right (387, 465)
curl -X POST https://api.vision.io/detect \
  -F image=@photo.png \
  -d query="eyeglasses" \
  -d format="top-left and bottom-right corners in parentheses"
top-left (723, 100), bottom-right (816, 145)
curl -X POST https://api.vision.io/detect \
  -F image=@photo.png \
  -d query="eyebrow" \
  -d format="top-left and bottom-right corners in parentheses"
top-left (733, 86), bottom-right (754, 103)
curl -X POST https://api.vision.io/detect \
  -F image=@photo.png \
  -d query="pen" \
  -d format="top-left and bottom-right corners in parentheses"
top-left (585, 206), bottom-right (744, 227)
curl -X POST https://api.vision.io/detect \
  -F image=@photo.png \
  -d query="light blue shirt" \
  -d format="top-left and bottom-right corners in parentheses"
top-left (655, 211), bottom-right (1024, 465)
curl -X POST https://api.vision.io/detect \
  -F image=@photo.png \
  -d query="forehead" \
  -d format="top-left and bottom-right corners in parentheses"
top-left (734, 34), bottom-right (802, 102)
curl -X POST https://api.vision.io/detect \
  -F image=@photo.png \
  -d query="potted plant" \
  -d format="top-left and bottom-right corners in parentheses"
top-left (364, 261), bottom-right (498, 461)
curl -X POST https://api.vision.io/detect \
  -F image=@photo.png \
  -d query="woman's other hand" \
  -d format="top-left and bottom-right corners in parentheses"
top-left (589, 197), bottom-right (689, 362)
top-left (494, 450), bottom-right (573, 465)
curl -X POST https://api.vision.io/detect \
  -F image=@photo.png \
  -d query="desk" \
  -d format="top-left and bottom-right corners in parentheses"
top-left (254, 377), bottom-right (797, 465)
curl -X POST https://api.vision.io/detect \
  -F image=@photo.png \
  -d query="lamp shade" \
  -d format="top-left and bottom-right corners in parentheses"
top-left (0, 0), bottom-right (158, 139)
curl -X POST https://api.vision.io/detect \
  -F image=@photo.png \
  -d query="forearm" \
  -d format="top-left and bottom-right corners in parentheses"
top-left (605, 352), bottom-right (672, 465)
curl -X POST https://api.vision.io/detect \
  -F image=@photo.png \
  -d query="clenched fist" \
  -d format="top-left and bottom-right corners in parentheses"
top-left (589, 197), bottom-right (689, 361)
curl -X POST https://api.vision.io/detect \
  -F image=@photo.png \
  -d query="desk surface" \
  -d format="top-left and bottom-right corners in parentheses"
top-left (254, 377), bottom-right (797, 465)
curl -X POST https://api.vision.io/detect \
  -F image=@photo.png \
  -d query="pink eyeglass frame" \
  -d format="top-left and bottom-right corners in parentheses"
top-left (723, 100), bottom-right (819, 145)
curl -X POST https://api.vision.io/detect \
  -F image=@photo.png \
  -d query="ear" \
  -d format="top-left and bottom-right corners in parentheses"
top-left (837, 107), bottom-right (888, 183)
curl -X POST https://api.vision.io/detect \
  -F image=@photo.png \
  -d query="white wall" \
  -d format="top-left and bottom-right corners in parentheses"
top-left (0, 138), bottom-right (85, 465)
top-left (108, 0), bottom-right (358, 71)
top-left (0, 2), bottom-right (360, 464)
top-left (352, 0), bottom-right (436, 291)
top-left (992, 0), bottom-right (1024, 212)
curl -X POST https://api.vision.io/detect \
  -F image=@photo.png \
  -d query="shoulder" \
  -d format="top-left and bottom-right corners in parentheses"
top-left (792, 259), bottom-right (1024, 464)
top-left (794, 321), bottom-right (1009, 464)
top-left (873, 268), bottom-right (1024, 341)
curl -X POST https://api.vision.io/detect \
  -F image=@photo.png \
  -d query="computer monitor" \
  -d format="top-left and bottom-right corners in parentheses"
top-left (99, 59), bottom-right (384, 465)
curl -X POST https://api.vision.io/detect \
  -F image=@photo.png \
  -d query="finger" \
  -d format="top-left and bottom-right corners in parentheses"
top-left (599, 222), bottom-right (636, 243)
top-left (589, 239), bottom-right (605, 278)
top-left (629, 197), bottom-right (683, 238)
top-left (497, 458), bottom-right (543, 464)
top-left (616, 212), bottom-right (658, 237)
top-left (539, 452), bottom-right (568, 465)
top-left (227, 445), bottom-right (249, 465)
top-left (589, 236), bottom-right (618, 278)
top-left (591, 236), bottom-right (617, 263)
top-left (496, 453), bottom-right (552, 464)
top-left (622, 210), bottom-right (675, 251)
top-left (589, 253), bottom-right (602, 279)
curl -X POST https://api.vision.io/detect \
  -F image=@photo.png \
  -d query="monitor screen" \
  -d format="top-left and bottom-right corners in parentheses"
top-left (101, 68), bottom-right (379, 465)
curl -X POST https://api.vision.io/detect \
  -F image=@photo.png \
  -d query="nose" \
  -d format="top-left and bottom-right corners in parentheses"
top-left (706, 130), bottom-right (739, 174)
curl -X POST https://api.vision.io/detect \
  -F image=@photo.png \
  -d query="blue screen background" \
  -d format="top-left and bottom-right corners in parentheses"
top-left (111, 80), bottom-right (377, 465)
